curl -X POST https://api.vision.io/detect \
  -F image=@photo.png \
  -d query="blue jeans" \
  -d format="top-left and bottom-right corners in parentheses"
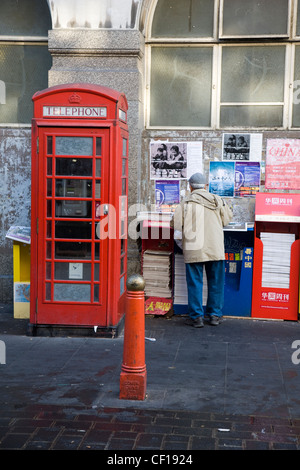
top-left (185, 261), bottom-right (225, 320)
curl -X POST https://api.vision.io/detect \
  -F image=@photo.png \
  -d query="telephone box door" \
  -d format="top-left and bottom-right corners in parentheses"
top-left (34, 126), bottom-right (109, 326)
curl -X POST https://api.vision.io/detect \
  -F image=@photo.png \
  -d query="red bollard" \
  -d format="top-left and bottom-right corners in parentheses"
top-left (119, 274), bottom-right (147, 400)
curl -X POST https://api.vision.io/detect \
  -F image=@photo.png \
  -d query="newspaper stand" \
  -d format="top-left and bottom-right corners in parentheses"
top-left (223, 224), bottom-right (254, 317)
top-left (29, 83), bottom-right (128, 336)
top-left (138, 214), bottom-right (173, 315)
top-left (251, 193), bottom-right (300, 320)
top-left (173, 224), bottom-right (254, 317)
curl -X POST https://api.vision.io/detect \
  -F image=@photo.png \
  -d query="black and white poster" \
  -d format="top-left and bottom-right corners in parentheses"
top-left (222, 133), bottom-right (262, 161)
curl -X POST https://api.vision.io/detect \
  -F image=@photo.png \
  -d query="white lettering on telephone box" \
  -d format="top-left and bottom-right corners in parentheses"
top-left (43, 106), bottom-right (107, 118)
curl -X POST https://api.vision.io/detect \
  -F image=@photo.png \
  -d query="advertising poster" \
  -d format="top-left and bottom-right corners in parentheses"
top-left (222, 133), bottom-right (262, 161)
top-left (14, 283), bottom-right (30, 303)
top-left (234, 162), bottom-right (261, 197)
top-left (266, 139), bottom-right (300, 190)
top-left (150, 141), bottom-right (203, 180)
top-left (209, 161), bottom-right (235, 197)
top-left (155, 180), bottom-right (180, 212)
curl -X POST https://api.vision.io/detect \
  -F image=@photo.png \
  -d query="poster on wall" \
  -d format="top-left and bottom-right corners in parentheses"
top-left (234, 162), bottom-right (261, 197)
top-left (209, 161), bottom-right (235, 197)
top-left (155, 180), bottom-right (180, 212)
top-left (266, 139), bottom-right (300, 190)
top-left (222, 133), bottom-right (262, 161)
top-left (150, 141), bottom-right (203, 180)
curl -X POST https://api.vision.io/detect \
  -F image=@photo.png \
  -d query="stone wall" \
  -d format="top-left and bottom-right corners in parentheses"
top-left (0, 128), bottom-right (31, 302)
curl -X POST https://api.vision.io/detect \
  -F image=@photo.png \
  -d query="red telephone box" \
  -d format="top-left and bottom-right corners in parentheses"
top-left (251, 193), bottom-right (300, 321)
top-left (29, 83), bottom-right (128, 336)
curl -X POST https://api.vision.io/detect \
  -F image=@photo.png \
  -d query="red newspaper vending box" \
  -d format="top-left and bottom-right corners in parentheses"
top-left (29, 83), bottom-right (128, 336)
top-left (252, 193), bottom-right (300, 320)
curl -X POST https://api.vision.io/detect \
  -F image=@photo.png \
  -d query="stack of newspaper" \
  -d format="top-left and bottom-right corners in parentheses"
top-left (261, 232), bottom-right (295, 289)
top-left (173, 254), bottom-right (207, 306)
top-left (142, 250), bottom-right (172, 298)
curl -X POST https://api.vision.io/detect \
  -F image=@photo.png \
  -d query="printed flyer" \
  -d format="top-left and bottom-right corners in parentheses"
top-left (155, 180), bottom-right (180, 212)
top-left (266, 139), bottom-right (300, 190)
top-left (234, 162), bottom-right (261, 196)
top-left (150, 141), bottom-right (203, 180)
top-left (209, 161), bottom-right (235, 197)
top-left (222, 133), bottom-right (262, 161)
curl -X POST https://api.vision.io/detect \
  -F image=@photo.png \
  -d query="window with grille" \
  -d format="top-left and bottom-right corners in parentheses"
top-left (0, 0), bottom-right (52, 125)
top-left (148, 0), bottom-right (300, 129)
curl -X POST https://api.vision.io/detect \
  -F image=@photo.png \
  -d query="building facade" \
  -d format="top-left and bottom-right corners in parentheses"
top-left (1, 0), bottom-right (299, 303)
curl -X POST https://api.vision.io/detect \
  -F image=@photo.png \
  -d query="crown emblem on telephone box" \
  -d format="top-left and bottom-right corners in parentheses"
top-left (68, 93), bottom-right (81, 104)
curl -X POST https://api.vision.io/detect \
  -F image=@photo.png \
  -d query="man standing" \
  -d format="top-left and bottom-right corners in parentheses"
top-left (173, 173), bottom-right (233, 327)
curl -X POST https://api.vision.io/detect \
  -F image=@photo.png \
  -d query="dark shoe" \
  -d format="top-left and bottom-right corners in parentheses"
top-left (210, 315), bottom-right (220, 326)
top-left (185, 317), bottom-right (204, 328)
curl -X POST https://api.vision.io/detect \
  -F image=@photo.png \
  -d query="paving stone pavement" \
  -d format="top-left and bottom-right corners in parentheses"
top-left (1, 404), bottom-right (300, 450)
top-left (1, 304), bottom-right (300, 451)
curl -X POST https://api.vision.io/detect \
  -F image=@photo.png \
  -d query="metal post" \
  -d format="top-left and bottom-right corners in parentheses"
top-left (119, 274), bottom-right (147, 400)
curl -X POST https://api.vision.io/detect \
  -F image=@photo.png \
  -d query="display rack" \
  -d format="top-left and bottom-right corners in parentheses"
top-left (251, 193), bottom-right (300, 321)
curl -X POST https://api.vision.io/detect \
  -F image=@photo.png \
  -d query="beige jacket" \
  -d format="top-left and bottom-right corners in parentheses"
top-left (172, 189), bottom-right (233, 263)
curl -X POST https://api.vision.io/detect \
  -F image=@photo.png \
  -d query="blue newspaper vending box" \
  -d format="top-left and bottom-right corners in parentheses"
top-left (223, 224), bottom-right (254, 317)
top-left (173, 223), bottom-right (254, 317)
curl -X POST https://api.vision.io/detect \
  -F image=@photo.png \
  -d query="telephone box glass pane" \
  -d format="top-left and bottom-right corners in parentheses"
top-left (122, 179), bottom-right (126, 195)
top-left (96, 159), bottom-right (101, 177)
top-left (96, 138), bottom-right (102, 155)
top-left (55, 242), bottom-right (91, 260)
top-left (47, 136), bottom-right (53, 155)
top-left (46, 221), bottom-right (52, 238)
top-left (45, 283), bottom-right (51, 301)
top-left (54, 284), bottom-right (91, 302)
top-left (95, 181), bottom-right (101, 199)
top-left (55, 158), bottom-right (93, 176)
top-left (55, 222), bottom-right (92, 240)
top-left (94, 243), bottom-right (100, 260)
top-left (46, 263), bottom-right (51, 280)
top-left (47, 200), bottom-right (52, 217)
top-left (54, 262), bottom-right (91, 281)
top-left (47, 158), bottom-right (52, 175)
top-left (94, 264), bottom-right (100, 281)
top-left (55, 200), bottom-right (92, 218)
top-left (55, 179), bottom-right (92, 198)
top-left (47, 179), bottom-right (52, 196)
top-left (56, 136), bottom-right (93, 156)
top-left (122, 159), bottom-right (126, 176)
top-left (94, 285), bottom-right (99, 302)
top-left (122, 138), bottom-right (127, 156)
top-left (46, 242), bottom-right (52, 259)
